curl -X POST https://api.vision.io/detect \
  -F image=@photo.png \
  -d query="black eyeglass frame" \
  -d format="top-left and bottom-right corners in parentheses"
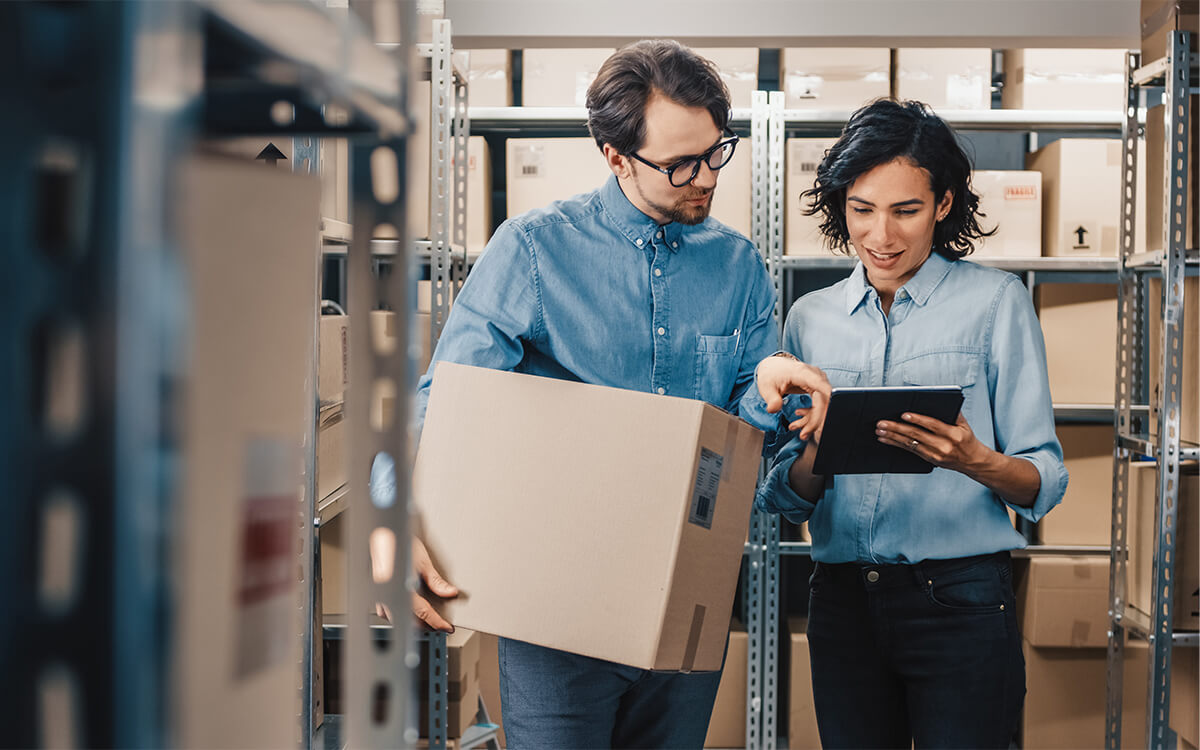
top-left (626, 127), bottom-right (740, 188)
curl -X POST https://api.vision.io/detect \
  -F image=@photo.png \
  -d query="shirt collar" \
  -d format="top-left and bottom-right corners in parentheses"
top-left (843, 250), bottom-right (956, 314)
top-left (599, 174), bottom-right (684, 252)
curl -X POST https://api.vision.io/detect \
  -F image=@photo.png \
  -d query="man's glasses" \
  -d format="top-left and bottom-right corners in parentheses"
top-left (627, 128), bottom-right (739, 188)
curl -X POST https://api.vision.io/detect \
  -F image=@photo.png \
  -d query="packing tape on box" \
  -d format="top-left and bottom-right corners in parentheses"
top-left (681, 603), bottom-right (707, 673)
top-left (1071, 619), bottom-right (1093, 647)
top-left (721, 420), bottom-right (738, 484)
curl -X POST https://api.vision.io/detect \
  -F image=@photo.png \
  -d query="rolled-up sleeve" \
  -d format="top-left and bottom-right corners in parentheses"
top-left (988, 277), bottom-right (1069, 522)
top-left (754, 435), bottom-right (817, 524)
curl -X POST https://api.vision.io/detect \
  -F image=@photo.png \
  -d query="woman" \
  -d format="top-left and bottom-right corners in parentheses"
top-left (756, 99), bottom-right (1067, 749)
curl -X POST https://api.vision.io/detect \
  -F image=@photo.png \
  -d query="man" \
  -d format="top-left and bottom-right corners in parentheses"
top-left (394, 40), bottom-right (829, 748)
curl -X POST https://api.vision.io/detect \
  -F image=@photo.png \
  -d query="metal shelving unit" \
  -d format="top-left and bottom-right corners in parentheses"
top-left (1106, 33), bottom-right (1198, 750)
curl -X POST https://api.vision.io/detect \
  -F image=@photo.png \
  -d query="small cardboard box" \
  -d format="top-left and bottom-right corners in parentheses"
top-left (1017, 555), bottom-right (1111, 648)
top-left (780, 48), bottom-right (890, 111)
top-left (1035, 283), bottom-right (1117, 405)
top-left (784, 138), bottom-right (837, 256)
top-left (466, 49), bottom-right (512, 107)
top-left (703, 620), bottom-right (747, 748)
top-left (694, 48), bottom-right (759, 110)
top-left (505, 137), bottom-right (612, 218)
top-left (369, 280), bottom-right (455, 378)
top-left (521, 48), bottom-right (614, 107)
top-left (1001, 49), bottom-right (1127, 112)
top-left (319, 315), bottom-right (350, 405)
top-left (413, 363), bottom-right (763, 671)
top-left (971, 170), bottom-right (1043, 258)
top-left (1141, 0), bottom-right (1200, 60)
top-left (1128, 461), bottom-right (1199, 631)
top-left (1026, 138), bottom-right (1129, 257)
top-left (419, 628), bottom-right (482, 738)
top-left (893, 49), bottom-right (992, 111)
top-left (1022, 640), bottom-right (1148, 749)
top-left (1145, 98), bottom-right (1199, 255)
top-left (710, 142), bottom-right (752, 238)
top-left (316, 403), bottom-right (347, 502)
top-left (1037, 425), bottom-right (1116, 546)
top-left (1148, 276), bottom-right (1199, 445)
top-left (788, 619), bottom-right (821, 750)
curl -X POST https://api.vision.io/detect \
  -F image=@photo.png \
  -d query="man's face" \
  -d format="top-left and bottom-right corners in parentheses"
top-left (607, 93), bottom-right (725, 225)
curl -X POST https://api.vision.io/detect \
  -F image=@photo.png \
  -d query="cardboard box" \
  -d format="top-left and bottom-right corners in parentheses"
top-left (202, 137), bottom-right (348, 225)
top-left (521, 48), bottom-right (614, 107)
top-left (369, 281), bottom-right (455, 378)
top-left (1026, 138), bottom-right (1132, 257)
top-left (1148, 276), bottom-right (1200, 445)
top-left (505, 137), bottom-right (612, 218)
top-left (173, 156), bottom-right (318, 747)
top-left (1022, 640), bottom-right (1148, 749)
top-left (710, 142), bottom-right (752, 237)
top-left (477, 633), bottom-right (505, 747)
top-left (413, 363), bottom-right (763, 670)
top-left (894, 49), bottom-right (992, 111)
top-left (419, 628), bottom-right (482, 739)
top-left (1017, 555), bottom-right (1112, 648)
top-left (1146, 98), bottom-right (1199, 255)
top-left (785, 138), bottom-right (837, 256)
top-left (317, 403), bottom-right (347, 502)
top-left (320, 513), bottom-right (346, 615)
top-left (319, 315), bottom-right (350, 404)
top-left (694, 48), bottom-right (758, 110)
top-left (780, 48), bottom-right (890, 111)
top-left (1128, 461), bottom-right (1199, 631)
top-left (466, 49), bottom-right (512, 107)
top-left (1035, 283), bottom-right (1117, 405)
top-left (1002, 49), bottom-right (1127, 112)
top-left (1141, 0), bottom-right (1200, 60)
top-left (1037, 425), bottom-right (1116, 546)
top-left (703, 621), bottom-right (747, 748)
top-left (788, 619), bottom-right (821, 750)
top-left (1174, 645), bottom-right (1200, 748)
top-left (970, 170), bottom-right (1043, 258)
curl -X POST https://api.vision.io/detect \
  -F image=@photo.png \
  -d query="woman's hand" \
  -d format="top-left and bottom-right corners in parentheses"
top-left (875, 411), bottom-right (988, 474)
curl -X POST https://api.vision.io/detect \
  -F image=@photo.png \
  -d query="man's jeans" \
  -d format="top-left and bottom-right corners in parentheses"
top-left (807, 551), bottom-right (1026, 750)
top-left (498, 637), bottom-right (723, 749)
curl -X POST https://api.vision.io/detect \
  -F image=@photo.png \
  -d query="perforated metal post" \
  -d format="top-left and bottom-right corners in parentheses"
top-left (429, 19), bottom-right (454, 346)
top-left (452, 55), bottom-right (470, 287)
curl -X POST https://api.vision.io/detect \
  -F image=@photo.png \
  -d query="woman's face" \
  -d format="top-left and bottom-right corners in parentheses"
top-left (844, 157), bottom-right (953, 297)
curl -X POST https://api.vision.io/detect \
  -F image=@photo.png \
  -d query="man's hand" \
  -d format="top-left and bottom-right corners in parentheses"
top-left (755, 354), bottom-right (832, 441)
top-left (370, 531), bottom-right (458, 633)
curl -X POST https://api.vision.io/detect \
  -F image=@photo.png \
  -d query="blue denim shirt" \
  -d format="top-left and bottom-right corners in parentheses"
top-left (755, 252), bottom-right (1068, 564)
top-left (414, 174), bottom-right (781, 435)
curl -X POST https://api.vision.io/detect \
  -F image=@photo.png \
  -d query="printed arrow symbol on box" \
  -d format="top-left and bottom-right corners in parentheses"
top-left (1074, 226), bottom-right (1088, 245)
top-left (256, 143), bottom-right (288, 167)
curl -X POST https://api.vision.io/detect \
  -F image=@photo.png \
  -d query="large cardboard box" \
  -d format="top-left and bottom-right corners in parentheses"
top-left (413, 363), bottom-right (763, 670)
top-left (703, 621), bottom-right (747, 748)
top-left (1035, 283), bottom-right (1117, 405)
top-left (521, 48), bottom-right (614, 107)
top-left (477, 633), bottom-right (505, 747)
top-left (173, 156), bottom-right (318, 747)
top-left (1022, 640), bottom-right (1148, 749)
top-left (319, 315), bottom-right (349, 405)
top-left (970, 170), bottom-right (1043, 258)
top-left (1174, 645), bottom-right (1200, 748)
top-left (711, 143), bottom-right (752, 238)
top-left (466, 49), bottom-right (512, 107)
top-left (1148, 276), bottom-right (1200, 445)
top-left (788, 619), bottom-right (821, 750)
top-left (1026, 138), bottom-right (1130, 257)
top-left (893, 49), bottom-right (992, 111)
top-left (1037, 425), bottom-right (1116, 546)
top-left (1017, 555), bottom-right (1111, 648)
top-left (1141, 0), bottom-right (1200, 60)
top-left (369, 280), bottom-right (455, 378)
top-left (202, 137), bottom-right (348, 225)
top-left (1145, 98), bottom-right (1199, 255)
top-left (780, 48), bottom-right (890, 111)
top-left (785, 138), bottom-right (837, 256)
top-left (1128, 461), bottom-right (1199, 631)
top-left (695, 48), bottom-right (759, 110)
top-left (505, 137), bottom-right (612, 218)
top-left (316, 403), bottom-right (347, 502)
top-left (1001, 49), bottom-right (1127, 112)
top-left (419, 628), bottom-right (482, 739)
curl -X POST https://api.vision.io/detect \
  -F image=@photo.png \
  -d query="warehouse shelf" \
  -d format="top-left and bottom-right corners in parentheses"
top-left (1115, 607), bottom-right (1200, 648)
top-left (321, 218), bottom-right (353, 245)
top-left (1132, 53), bottom-right (1200, 86)
top-left (317, 484), bottom-right (349, 526)
top-left (1117, 433), bottom-right (1200, 463)
top-left (781, 108), bottom-right (1132, 132)
top-left (469, 106), bottom-right (754, 132)
top-left (1125, 249), bottom-right (1200, 270)
top-left (1054, 405), bottom-right (1116, 422)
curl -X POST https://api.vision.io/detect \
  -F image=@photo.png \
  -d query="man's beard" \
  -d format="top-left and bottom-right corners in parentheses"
top-left (632, 173), bottom-right (714, 225)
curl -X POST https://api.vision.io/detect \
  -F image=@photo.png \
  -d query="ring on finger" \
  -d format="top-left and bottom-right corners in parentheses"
top-left (910, 438), bottom-right (919, 448)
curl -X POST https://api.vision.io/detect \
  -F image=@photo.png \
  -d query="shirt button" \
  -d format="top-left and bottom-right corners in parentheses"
top-left (635, 238), bottom-right (644, 246)
top-left (657, 327), bottom-right (666, 336)
top-left (671, 241), bottom-right (678, 249)
top-left (866, 570), bottom-right (880, 583)
top-left (654, 268), bottom-right (662, 277)
top-left (656, 230), bottom-right (663, 239)
top-left (656, 387), bottom-right (666, 395)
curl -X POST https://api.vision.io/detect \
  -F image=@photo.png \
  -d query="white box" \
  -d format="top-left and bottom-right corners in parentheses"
top-left (466, 49), bottom-right (512, 107)
top-left (521, 49), bottom-right (614, 107)
top-left (971, 170), bottom-right (1043, 258)
top-left (694, 47), bottom-right (759, 109)
top-left (1002, 49), bottom-right (1127, 112)
top-left (505, 137), bottom-right (611, 218)
top-left (894, 49), bottom-right (992, 111)
top-left (785, 138), bottom-right (837, 256)
top-left (781, 48), bottom-right (890, 111)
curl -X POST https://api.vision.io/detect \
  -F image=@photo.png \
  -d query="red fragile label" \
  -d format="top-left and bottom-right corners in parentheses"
top-left (236, 493), bottom-right (295, 606)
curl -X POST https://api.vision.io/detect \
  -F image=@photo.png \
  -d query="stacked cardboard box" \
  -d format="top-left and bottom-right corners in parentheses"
top-left (703, 620), bottom-right (747, 748)
top-left (1145, 98), bottom-right (1199, 255)
top-left (1037, 425), bottom-right (1116, 546)
top-left (369, 280), bottom-right (456, 381)
top-left (318, 315), bottom-right (350, 501)
top-left (1148, 276), bottom-right (1200, 445)
top-left (711, 143), bottom-right (752, 238)
top-left (695, 48), bottom-right (759, 110)
top-left (780, 49), bottom-right (890, 110)
top-left (320, 513), bottom-right (346, 616)
top-left (893, 49), bottom-right (993, 111)
top-left (1141, 0), bottom-right (1200, 59)
top-left (788, 619), bottom-right (821, 750)
top-left (1001, 49), bottom-right (1127, 112)
top-left (477, 633), bottom-right (505, 747)
top-left (1035, 283), bottom-right (1117, 405)
top-left (521, 49), bottom-right (614, 107)
top-left (1127, 461), bottom-right (1199, 631)
top-left (970, 170), bottom-right (1043, 258)
top-left (1019, 556), bottom-right (1112, 648)
top-left (419, 629), bottom-right (483, 739)
top-left (200, 137), bottom-right (349, 225)
top-left (466, 49), bottom-right (512, 107)
top-left (784, 138), bottom-right (837, 256)
top-left (505, 137), bottom-right (612, 218)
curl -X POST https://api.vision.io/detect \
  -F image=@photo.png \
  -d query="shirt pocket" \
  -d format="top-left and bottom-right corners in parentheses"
top-left (694, 332), bottom-right (740, 406)
top-left (898, 351), bottom-right (980, 425)
top-left (820, 366), bottom-right (863, 388)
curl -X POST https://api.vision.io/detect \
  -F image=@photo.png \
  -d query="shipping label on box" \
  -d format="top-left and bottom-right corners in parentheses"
top-left (781, 49), bottom-right (890, 110)
top-left (785, 138), bottom-right (837, 256)
top-left (1017, 555), bottom-right (1111, 648)
top-left (413, 363), bottom-right (763, 671)
top-left (971, 170), bottom-right (1042, 258)
top-left (505, 138), bottom-right (611, 219)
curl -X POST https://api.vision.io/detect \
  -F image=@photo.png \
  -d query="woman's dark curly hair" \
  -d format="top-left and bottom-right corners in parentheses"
top-left (801, 99), bottom-right (994, 259)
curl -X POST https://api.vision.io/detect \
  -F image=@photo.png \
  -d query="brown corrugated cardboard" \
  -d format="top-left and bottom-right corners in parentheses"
top-left (466, 49), bottom-right (512, 107)
top-left (710, 144), bottom-right (752, 238)
top-left (202, 137), bottom-right (347, 226)
top-left (703, 621), bottom-right (747, 748)
top-left (1022, 640), bottom-right (1148, 749)
top-left (521, 49), bottom-right (614, 107)
top-left (319, 315), bottom-right (349, 404)
top-left (785, 138), bottom-right (837, 256)
top-left (695, 48), bottom-right (759, 110)
top-left (317, 403), bottom-right (347, 502)
top-left (780, 49), bottom-right (890, 111)
top-left (369, 281), bottom-right (455, 378)
top-left (894, 49), bottom-right (992, 111)
top-left (1026, 138), bottom-right (1137, 257)
top-left (1146, 98), bottom-right (1199, 255)
top-left (173, 156), bottom-right (318, 747)
top-left (1035, 283), bottom-right (1117, 405)
top-left (320, 513), bottom-right (346, 615)
top-left (1141, 0), bottom-right (1200, 59)
top-left (505, 137), bottom-right (612, 218)
top-left (1174, 645), bottom-right (1200, 748)
top-left (1017, 555), bottom-right (1111, 648)
top-left (1037, 425), bottom-right (1116, 546)
top-left (477, 633), bottom-right (505, 747)
top-left (413, 363), bottom-right (763, 671)
top-left (1148, 276), bottom-right (1200, 445)
top-left (1128, 461), bottom-right (1200, 631)
top-left (465, 136), bottom-right (493, 253)
top-left (971, 170), bottom-right (1043, 258)
top-left (788, 619), bottom-right (821, 750)
top-left (1001, 49), bottom-right (1127, 112)
top-left (419, 628), bottom-right (482, 738)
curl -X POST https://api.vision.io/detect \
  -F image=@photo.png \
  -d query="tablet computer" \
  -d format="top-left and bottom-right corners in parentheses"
top-left (811, 386), bottom-right (964, 475)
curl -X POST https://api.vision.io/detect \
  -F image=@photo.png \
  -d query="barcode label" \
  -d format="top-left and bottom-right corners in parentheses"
top-left (689, 448), bottom-right (724, 529)
top-left (514, 144), bottom-right (545, 179)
